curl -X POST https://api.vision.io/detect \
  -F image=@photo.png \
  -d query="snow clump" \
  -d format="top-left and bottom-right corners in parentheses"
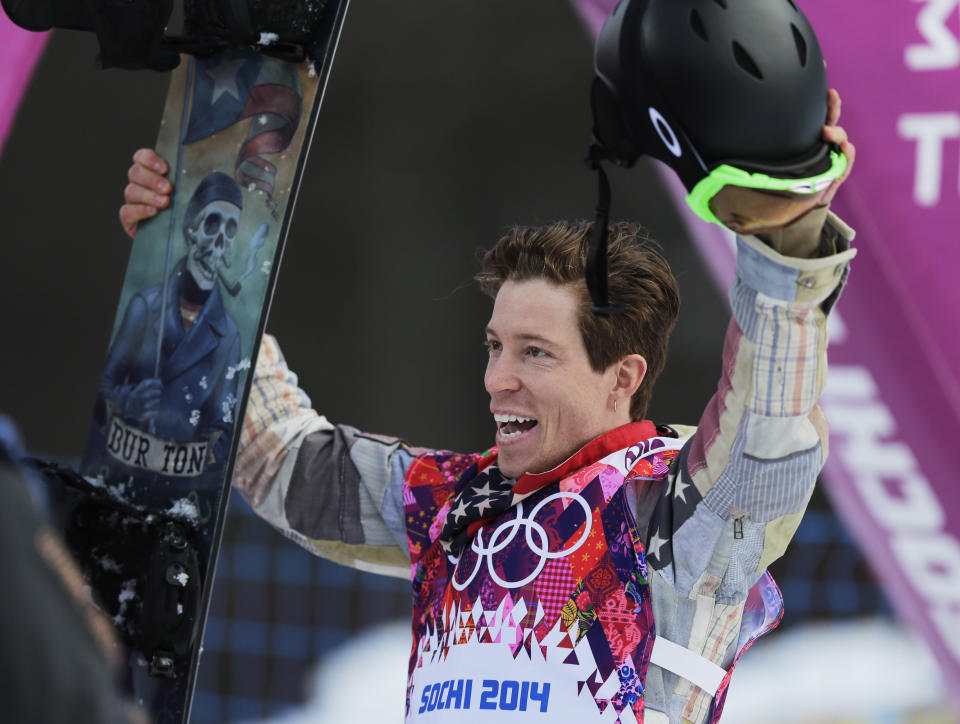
top-left (166, 497), bottom-right (200, 524)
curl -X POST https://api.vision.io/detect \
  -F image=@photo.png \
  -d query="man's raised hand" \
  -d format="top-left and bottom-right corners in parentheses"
top-left (710, 89), bottom-right (855, 237)
top-left (818, 88), bottom-right (855, 209)
top-left (120, 149), bottom-right (172, 239)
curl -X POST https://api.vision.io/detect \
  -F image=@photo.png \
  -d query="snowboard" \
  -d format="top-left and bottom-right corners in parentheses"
top-left (62, 2), bottom-right (350, 720)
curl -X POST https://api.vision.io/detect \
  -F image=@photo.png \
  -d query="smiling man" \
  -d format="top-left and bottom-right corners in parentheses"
top-left (479, 223), bottom-right (669, 481)
top-left (118, 0), bottom-right (858, 717)
top-left (121, 114), bottom-right (855, 724)
top-left (123, 151), bottom-right (853, 723)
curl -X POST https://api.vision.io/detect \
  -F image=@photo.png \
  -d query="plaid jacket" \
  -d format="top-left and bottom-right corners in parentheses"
top-left (233, 212), bottom-right (856, 722)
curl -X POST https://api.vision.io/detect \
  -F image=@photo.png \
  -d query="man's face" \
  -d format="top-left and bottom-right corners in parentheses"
top-left (184, 199), bottom-right (240, 290)
top-left (485, 278), bottom-right (619, 480)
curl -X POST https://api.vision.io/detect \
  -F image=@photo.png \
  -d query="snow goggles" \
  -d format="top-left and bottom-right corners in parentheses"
top-left (686, 148), bottom-right (848, 226)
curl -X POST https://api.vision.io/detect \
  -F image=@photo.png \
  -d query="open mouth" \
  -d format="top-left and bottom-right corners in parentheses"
top-left (197, 257), bottom-right (215, 280)
top-left (494, 413), bottom-right (538, 440)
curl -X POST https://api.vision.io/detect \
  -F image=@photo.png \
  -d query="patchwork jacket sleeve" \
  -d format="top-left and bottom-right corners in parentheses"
top-left (232, 335), bottom-right (422, 579)
top-left (648, 211), bottom-right (857, 604)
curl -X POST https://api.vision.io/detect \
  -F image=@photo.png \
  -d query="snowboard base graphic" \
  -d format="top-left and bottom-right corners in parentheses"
top-left (67, 2), bottom-right (349, 720)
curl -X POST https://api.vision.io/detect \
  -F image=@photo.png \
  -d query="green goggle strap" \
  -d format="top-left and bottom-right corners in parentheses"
top-left (686, 149), bottom-right (848, 226)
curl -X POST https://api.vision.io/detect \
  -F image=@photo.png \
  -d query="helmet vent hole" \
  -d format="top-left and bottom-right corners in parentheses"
top-left (786, 0), bottom-right (799, 11)
top-left (690, 9), bottom-right (708, 41)
top-left (712, 0), bottom-right (727, 8)
top-left (732, 42), bottom-right (763, 80)
top-left (791, 24), bottom-right (808, 65)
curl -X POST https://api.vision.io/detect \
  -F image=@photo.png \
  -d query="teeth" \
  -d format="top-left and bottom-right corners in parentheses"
top-left (494, 413), bottom-right (535, 424)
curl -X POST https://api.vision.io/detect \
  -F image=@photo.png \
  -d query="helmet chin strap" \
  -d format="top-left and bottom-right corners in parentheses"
top-left (585, 144), bottom-right (624, 318)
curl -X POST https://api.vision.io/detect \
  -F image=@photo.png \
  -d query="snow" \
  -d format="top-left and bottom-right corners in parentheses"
top-left (238, 620), bottom-right (410, 724)
top-left (221, 393), bottom-right (236, 424)
top-left (96, 554), bottom-right (122, 573)
top-left (189, 409), bottom-right (200, 427)
top-left (117, 581), bottom-right (137, 603)
top-left (258, 32), bottom-right (279, 46)
top-left (720, 618), bottom-right (952, 722)
top-left (84, 473), bottom-right (106, 489)
top-left (113, 579), bottom-right (138, 627)
top-left (225, 358), bottom-right (251, 381)
top-left (84, 474), bottom-right (143, 509)
top-left (247, 182), bottom-right (257, 192)
top-left (199, 375), bottom-right (208, 390)
top-left (165, 497), bottom-right (200, 524)
top-left (174, 571), bottom-right (189, 587)
top-left (177, 603), bottom-right (183, 616)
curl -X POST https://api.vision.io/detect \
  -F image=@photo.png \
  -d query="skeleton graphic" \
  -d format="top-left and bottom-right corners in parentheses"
top-left (184, 199), bottom-right (239, 290)
top-left (89, 172), bottom-right (248, 471)
top-left (181, 172), bottom-right (268, 296)
top-left (181, 172), bottom-right (243, 292)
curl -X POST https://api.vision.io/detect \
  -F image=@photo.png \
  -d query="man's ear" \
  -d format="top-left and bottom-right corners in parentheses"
top-left (612, 354), bottom-right (646, 399)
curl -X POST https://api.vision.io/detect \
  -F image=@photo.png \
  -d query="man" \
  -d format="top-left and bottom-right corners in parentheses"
top-left (119, 9), bottom-right (856, 723)
top-left (91, 172), bottom-right (243, 481)
top-left (121, 105), bottom-right (852, 724)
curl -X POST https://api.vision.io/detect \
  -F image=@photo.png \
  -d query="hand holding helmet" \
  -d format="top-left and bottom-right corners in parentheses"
top-left (591, 0), bottom-right (854, 234)
top-left (708, 90), bottom-right (855, 234)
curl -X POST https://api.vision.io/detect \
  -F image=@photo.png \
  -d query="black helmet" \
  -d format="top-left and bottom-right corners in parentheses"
top-left (591, 0), bottom-right (834, 190)
top-left (582, 0), bottom-right (843, 314)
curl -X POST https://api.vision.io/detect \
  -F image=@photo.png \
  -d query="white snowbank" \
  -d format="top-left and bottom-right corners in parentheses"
top-left (721, 617), bottom-right (954, 723)
top-left (242, 620), bottom-right (409, 724)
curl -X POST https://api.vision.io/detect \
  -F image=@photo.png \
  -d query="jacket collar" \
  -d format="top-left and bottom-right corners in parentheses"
top-left (165, 258), bottom-right (229, 337)
top-left (456, 420), bottom-right (659, 546)
top-left (161, 258), bottom-right (229, 380)
top-left (512, 420), bottom-right (657, 496)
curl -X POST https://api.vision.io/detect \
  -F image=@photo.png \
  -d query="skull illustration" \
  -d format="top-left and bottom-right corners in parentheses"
top-left (184, 199), bottom-right (240, 291)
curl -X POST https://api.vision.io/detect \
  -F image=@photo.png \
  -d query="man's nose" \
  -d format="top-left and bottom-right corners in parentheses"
top-left (484, 355), bottom-right (521, 395)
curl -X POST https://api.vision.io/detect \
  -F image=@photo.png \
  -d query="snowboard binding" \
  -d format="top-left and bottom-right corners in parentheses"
top-left (1, 0), bottom-right (330, 70)
top-left (27, 459), bottom-right (202, 679)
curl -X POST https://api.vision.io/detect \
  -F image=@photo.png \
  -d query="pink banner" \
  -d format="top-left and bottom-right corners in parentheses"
top-left (572, 0), bottom-right (960, 707)
top-left (0, 14), bottom-right (48, 156)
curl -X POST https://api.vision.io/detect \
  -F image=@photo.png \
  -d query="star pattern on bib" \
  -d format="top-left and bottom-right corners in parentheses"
top-left (645, 443), bottom-right (702, 571)
top-left (438, 466), bottom-right (515, 557)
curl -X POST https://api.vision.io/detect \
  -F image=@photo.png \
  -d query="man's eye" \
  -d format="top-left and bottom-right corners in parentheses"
top-left (526, 346), bottom-right (546, 358)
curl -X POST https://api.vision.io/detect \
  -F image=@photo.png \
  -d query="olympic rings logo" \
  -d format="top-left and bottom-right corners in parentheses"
top-left (448, 492), bottom-right (592, 591)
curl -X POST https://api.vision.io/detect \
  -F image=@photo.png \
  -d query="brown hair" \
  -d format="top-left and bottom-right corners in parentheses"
top-left (476, 220), bottom-right (680, 421)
